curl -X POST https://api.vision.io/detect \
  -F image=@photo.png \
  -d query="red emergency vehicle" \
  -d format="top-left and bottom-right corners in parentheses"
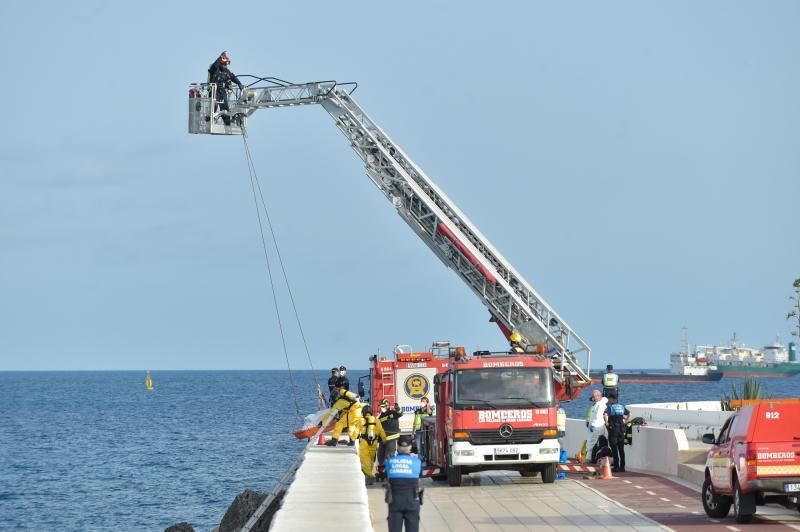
top-left (701, 399), bottom-right (800, 523)
top-left (364, 342), bottom-right (562, 486)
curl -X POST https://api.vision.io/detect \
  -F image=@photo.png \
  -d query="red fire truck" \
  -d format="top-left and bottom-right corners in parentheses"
top-left (362, 341), bottom-right (562, 486)
top-left (425, 348), bottom-right (560, 486)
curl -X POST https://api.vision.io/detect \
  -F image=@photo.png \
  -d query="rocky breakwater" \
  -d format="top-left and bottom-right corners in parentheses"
top-left (164, 488), bottom-right (285, 532)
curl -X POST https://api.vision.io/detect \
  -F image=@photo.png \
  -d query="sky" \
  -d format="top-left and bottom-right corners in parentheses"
top-left (0, 1), bottom-right (798, 372)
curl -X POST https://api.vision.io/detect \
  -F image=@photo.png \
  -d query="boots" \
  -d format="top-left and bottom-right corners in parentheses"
top-left (325, 439), bottom-right (338, 447)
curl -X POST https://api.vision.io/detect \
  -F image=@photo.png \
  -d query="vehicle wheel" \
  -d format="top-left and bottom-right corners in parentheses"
top-left (520, 469), bottom-right (537, 477)
top-left (702, 477), bottom-right (731, 518)
top-left (446, 464), bottom-right (463, 487)
top-left (734, 480), bottom-right (755, 524)
top-left (541, 463), bottom-right (557, 484)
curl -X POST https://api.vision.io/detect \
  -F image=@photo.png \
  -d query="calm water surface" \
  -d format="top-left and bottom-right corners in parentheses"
top-left (2, 370), bottom-right (798, 530)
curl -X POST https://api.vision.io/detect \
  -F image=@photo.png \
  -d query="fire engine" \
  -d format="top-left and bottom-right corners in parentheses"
top-left (360, 341), bottom-right (562, 485)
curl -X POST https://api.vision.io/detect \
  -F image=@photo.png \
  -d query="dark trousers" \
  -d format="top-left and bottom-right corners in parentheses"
top-left (388, 492), bottom-right (420, 532)
top-left (214, 86), bottom-right (230, 112)
top-left (609, 434), bottom-right (625, 471)
top-left (602, 387), bottom-right (618, 398)
top-left (378, 438), bottom-right (398, 466)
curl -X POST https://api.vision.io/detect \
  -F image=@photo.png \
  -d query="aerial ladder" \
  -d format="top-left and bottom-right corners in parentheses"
top-left (188, 79), bottom-right (592, 400)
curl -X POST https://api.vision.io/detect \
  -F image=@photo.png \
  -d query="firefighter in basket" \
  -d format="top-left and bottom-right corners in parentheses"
top-left (207, 51), bottom-right (244, 126)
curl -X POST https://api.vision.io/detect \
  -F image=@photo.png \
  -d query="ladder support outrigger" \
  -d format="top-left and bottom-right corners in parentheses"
top-left (188, 79), bottom-right (592, 400)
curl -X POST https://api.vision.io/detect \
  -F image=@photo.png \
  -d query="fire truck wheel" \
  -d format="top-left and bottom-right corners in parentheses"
top-left (540, 463), bottom-right (557, 484)
top-left (446, 464), bottom-right (463, 487)
top-left (701, 477), bottom-right (731, 518)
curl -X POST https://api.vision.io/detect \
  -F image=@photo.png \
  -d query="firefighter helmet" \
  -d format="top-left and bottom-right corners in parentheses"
top-left (510, 330), bottom-right (522, 343)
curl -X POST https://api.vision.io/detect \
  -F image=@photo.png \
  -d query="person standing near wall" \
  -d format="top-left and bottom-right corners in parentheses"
top-left (601, 364), bottom-right (619, 398)
top-left (585, 389), bottom-right (608, 464)
top-left (603, 393), bottom-right (631, 472)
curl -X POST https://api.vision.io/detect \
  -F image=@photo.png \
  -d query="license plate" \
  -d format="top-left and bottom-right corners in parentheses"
top-left (785, 483), bottom-right (800, 493)
top-left (494, 447), bottom-right (519, 455)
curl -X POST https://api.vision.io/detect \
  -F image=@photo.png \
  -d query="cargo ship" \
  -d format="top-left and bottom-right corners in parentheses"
top-left (696, 335), bottom-right (800, 378)
top-left (589, 351), bottom-right (723, 383)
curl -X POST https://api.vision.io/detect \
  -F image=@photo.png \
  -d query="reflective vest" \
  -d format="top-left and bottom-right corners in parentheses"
top-left (413, 406), bottom-right (431, 430)
top-left (602, 372), bottom-right (619, 388)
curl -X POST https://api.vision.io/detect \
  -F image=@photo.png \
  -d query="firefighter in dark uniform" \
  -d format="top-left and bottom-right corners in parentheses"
top-left (327, 367), bottom-right (339, 404)
top-left (603, 393), bottom-right (631, 472)
top-left (601, 364), bottom-right (619, 398)
top-left (385, 436), bottom-right (422, 532)
top-left (335, 365), bottom-right (350, 392)
top-left (207, 51), bottom-right (243, 125)
top-left (377, 399), bottom-right (403, 479)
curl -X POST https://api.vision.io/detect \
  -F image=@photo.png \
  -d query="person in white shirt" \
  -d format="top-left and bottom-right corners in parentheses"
top-left (584, 389), bottom-right (608, 463)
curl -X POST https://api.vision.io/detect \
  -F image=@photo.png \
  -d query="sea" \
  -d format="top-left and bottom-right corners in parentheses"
top-left (2, 370), bottom-right (799, 531)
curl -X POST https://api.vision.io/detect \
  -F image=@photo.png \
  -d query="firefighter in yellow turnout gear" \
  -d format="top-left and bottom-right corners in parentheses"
top-left (359, 405), bottom-right (386, 484)
top-left (322, 388), bottom-right (363, 446)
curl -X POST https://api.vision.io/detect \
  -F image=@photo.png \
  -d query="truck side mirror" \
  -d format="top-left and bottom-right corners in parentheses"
top-left (433, 375), bottom-right (440, 403)
top-left (701, 433), bottom-right (716, 445)
top-left (358, 380), bottom-right (366, 398)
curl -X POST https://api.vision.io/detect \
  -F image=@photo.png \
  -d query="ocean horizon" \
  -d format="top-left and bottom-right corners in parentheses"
top-left (2, 370), bottom-right (798, 530)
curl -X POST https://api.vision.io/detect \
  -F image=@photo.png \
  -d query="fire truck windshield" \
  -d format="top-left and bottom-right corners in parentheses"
top-left (455, 367), bottom-right (554, 408)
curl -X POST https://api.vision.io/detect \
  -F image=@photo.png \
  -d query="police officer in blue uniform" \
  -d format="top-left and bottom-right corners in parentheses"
top-left (603, 393), bottom-right (631, 472)
top-left (385, 436), bottom-right (422, 532)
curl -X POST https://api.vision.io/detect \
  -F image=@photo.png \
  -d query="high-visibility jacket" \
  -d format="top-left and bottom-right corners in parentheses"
top-left (378, 408), bottom-right (403, 439)
top-left (413, 405), bottom-right (432, 431)
top-left (601, 372), bottom-right (619, 388)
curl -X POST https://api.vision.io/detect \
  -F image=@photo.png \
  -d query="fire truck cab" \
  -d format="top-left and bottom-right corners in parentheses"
top-left (422, 348), bottom-right (561, 486)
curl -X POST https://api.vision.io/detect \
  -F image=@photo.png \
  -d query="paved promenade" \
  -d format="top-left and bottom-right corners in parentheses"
top-left (269, 442), bottom-right (800, 531)
top-left (367, 471), bottom-right (665, 531)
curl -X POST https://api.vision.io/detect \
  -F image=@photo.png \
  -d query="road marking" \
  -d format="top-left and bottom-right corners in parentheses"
top-left (691, 510), bottom-right (700, 514)
top-left (726, 526), bottom-right (741, 532)
top-left (673, 504), bottom-right (686, 508)
top-left (623, 480), bottom-right (632, 484)
top-left (635, 485), bottom-right (644, 489)
top-left (645, 490), bottom-right (656, 495)
top-left (660, 497), bottom-right (671, 502)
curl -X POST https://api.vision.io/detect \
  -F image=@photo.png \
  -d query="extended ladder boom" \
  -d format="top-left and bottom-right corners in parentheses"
top-left (188, 79), bottom-right (591, 398)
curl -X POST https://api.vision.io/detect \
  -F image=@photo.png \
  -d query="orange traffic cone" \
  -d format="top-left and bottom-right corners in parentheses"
top-left (600, 456), bottom-right (614, 480)
top-left (317, 431), bottom-right (326, 445)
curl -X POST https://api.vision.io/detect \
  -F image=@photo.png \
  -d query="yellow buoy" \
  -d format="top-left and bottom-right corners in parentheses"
top-left (145, 370), bottom-right (154, 391)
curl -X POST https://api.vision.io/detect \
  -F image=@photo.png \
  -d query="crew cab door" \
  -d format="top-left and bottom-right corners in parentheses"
top-left (710, 415), bottom-right (737, 492)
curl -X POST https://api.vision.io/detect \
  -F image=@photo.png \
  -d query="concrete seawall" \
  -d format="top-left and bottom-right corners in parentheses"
top-left (269, 445), bottom-right (372, 531)
top-left (561, 418), bottom-right (690, 477)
